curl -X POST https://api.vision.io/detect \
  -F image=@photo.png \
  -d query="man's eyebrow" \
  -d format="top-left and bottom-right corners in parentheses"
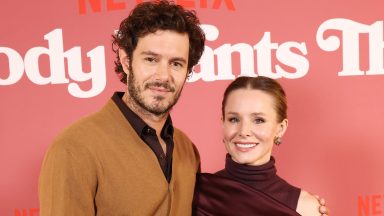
top-left (140, 51), bottom-right (159, 56)
top-left (170, 57), bottom-right (187, 64)
top-left (141, 51), bottom-right (187, 63)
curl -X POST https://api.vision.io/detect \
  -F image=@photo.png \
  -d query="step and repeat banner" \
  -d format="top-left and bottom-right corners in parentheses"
top-left (1, 0), bottom-right (384, 215)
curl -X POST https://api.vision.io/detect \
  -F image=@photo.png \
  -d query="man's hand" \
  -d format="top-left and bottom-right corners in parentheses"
top-left (315, 195), bottom-right (329, 216)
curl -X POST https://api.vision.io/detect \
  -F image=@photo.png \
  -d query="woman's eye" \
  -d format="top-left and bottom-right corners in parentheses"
top-left (228, 117), bottom-right (239, 123)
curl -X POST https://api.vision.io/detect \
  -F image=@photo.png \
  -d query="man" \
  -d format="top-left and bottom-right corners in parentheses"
top-left (39, 1), bottom-right (205, 215)
top-left (39, 1), bottom-right (329, 215)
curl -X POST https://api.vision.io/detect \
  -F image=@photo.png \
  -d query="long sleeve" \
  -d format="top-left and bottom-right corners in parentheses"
top-left (38, 140), bottom-right (98, 216)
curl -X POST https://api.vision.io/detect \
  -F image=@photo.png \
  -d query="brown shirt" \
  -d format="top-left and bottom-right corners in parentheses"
top-left (39, 99), bottom-right (200, 216)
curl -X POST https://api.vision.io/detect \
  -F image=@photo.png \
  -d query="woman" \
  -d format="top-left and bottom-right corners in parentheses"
top-left (193, 76), bottom-right (328, 216)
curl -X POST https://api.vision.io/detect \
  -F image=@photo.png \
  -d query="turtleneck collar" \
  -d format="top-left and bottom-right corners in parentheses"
top-left (225, 154), bottom-right (277, 183)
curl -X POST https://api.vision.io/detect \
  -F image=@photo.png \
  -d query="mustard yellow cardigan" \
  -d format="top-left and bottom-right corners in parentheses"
top-left (39, 99), bottom-right (200, 216)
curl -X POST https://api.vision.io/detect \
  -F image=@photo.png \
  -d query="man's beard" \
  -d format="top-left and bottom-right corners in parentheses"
top-left (127, 69), bottom-right (183, 116)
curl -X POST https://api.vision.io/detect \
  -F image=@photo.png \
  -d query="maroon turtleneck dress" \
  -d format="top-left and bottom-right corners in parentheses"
top-left (193, 154), bottom-right (301, 216)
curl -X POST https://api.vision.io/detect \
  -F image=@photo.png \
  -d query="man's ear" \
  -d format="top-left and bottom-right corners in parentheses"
top-left (118, 48), bottom-right (129, 74)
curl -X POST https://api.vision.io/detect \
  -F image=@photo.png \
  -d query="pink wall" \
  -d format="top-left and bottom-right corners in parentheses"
top-left (2, 0), bottom-right (384, 215)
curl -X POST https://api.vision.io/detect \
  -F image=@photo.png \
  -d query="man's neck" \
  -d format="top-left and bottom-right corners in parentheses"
top-left (123, 92), bottom-right (168, 135)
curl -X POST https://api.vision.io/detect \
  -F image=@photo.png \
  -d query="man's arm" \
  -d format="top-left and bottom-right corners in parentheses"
top-left (39, 141), bottom-right (97, 216)
top-left (296, 191), bottom-right (329, 216)
top-left (315, 195), bottom-right (329, 216)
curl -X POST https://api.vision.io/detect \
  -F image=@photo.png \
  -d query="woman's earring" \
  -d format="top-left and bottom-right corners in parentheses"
top-left (274, 136), bottom-right (282, 145)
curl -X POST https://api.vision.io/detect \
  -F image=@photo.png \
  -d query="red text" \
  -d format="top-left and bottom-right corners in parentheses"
top-left (358, 195), bottom-right (383, 216)
top-left (14, 208), bottom-right (39, 216)
top-left (78, 0), bottom-right (235, 14)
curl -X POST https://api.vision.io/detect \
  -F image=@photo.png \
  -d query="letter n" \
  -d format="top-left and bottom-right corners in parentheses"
top-left (358, 195), bottom-right (370, 216)
top-left (14, 209), bottom-right (27, 216)
top-left (78, 0), bottom-right (102, 14)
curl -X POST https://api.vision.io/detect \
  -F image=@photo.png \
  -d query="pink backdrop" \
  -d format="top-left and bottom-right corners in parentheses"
top-left (1, 0), bottom-right (384, 215)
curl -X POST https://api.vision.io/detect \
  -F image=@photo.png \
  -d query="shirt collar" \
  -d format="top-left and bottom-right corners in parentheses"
top-left (112, 92), bottom-right (174, 139)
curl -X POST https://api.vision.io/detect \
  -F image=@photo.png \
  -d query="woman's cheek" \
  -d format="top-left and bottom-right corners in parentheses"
top-left (223, 125), bottom-right (237, 141)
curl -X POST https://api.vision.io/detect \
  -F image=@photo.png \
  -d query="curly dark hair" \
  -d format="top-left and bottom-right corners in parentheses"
top-left (112, 0), bottom-right (206, 84)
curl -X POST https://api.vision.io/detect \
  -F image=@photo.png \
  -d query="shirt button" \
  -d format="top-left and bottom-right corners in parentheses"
top-left (145, 128), bottom-right (152, 134)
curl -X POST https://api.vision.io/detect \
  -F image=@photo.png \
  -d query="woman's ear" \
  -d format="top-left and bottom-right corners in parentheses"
top-left (118, 48), bottom-right (130, 74)
top-left (278, 119), bottom-right (288, 137)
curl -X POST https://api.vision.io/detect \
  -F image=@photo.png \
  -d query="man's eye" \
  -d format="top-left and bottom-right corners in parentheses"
top-left (254, 118), bottom-right (265, 124)
top-left (171, 62), bottom-right (183, 70)
top-left (145, 57), bottom-right (157, 63)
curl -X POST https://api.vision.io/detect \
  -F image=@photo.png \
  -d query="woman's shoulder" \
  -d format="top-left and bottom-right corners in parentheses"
top-left (296, 190), bottom-right (322, 216)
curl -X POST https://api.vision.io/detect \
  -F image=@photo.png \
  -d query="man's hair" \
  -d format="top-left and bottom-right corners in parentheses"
top-left (112, 0), bottom-right (206, 84)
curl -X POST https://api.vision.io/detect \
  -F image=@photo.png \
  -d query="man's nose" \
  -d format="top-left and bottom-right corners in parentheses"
top-left (154, 61), bottom-right (171, 81)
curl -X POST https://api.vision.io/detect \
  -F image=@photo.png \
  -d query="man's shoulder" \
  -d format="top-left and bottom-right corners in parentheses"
top-left (173, 127), bottom-right (189, 139)
top-left (60, 110), bottom-right (104, 135)
top-left (56, 99), bottom-right (119, 136)
top-left (49, 112), bottom-right (102, 150)
top-left (49, 102), bottom-right (116, 150)
top-left (173, 127), bottom-right (195, 147)
top-left (173, 127), bottom-right (200, 159)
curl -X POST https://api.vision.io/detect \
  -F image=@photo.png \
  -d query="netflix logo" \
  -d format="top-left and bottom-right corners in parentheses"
top-left (14, 208), bottom-right (39, 216)
top-left (77, 0), bottom-right (236, 14)
top-left (359, 195), bottom-right (384, 216)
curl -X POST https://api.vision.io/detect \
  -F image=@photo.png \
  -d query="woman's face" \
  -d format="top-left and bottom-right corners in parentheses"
top-left (223, 88), bottom-right (288, 166)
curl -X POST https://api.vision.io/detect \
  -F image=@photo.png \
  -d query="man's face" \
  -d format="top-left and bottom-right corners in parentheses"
top-left (120, 30), bottom-right (190, 116)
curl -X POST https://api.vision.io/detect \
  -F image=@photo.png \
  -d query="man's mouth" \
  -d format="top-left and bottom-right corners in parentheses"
top-left (146, 82), bottom-right (175, 93)
top-left (148, 86), bottom-right (171, 93)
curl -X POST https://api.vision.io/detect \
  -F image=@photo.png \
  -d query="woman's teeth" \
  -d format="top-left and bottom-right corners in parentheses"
top-left (236, 143), bottom-right (257, 148)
